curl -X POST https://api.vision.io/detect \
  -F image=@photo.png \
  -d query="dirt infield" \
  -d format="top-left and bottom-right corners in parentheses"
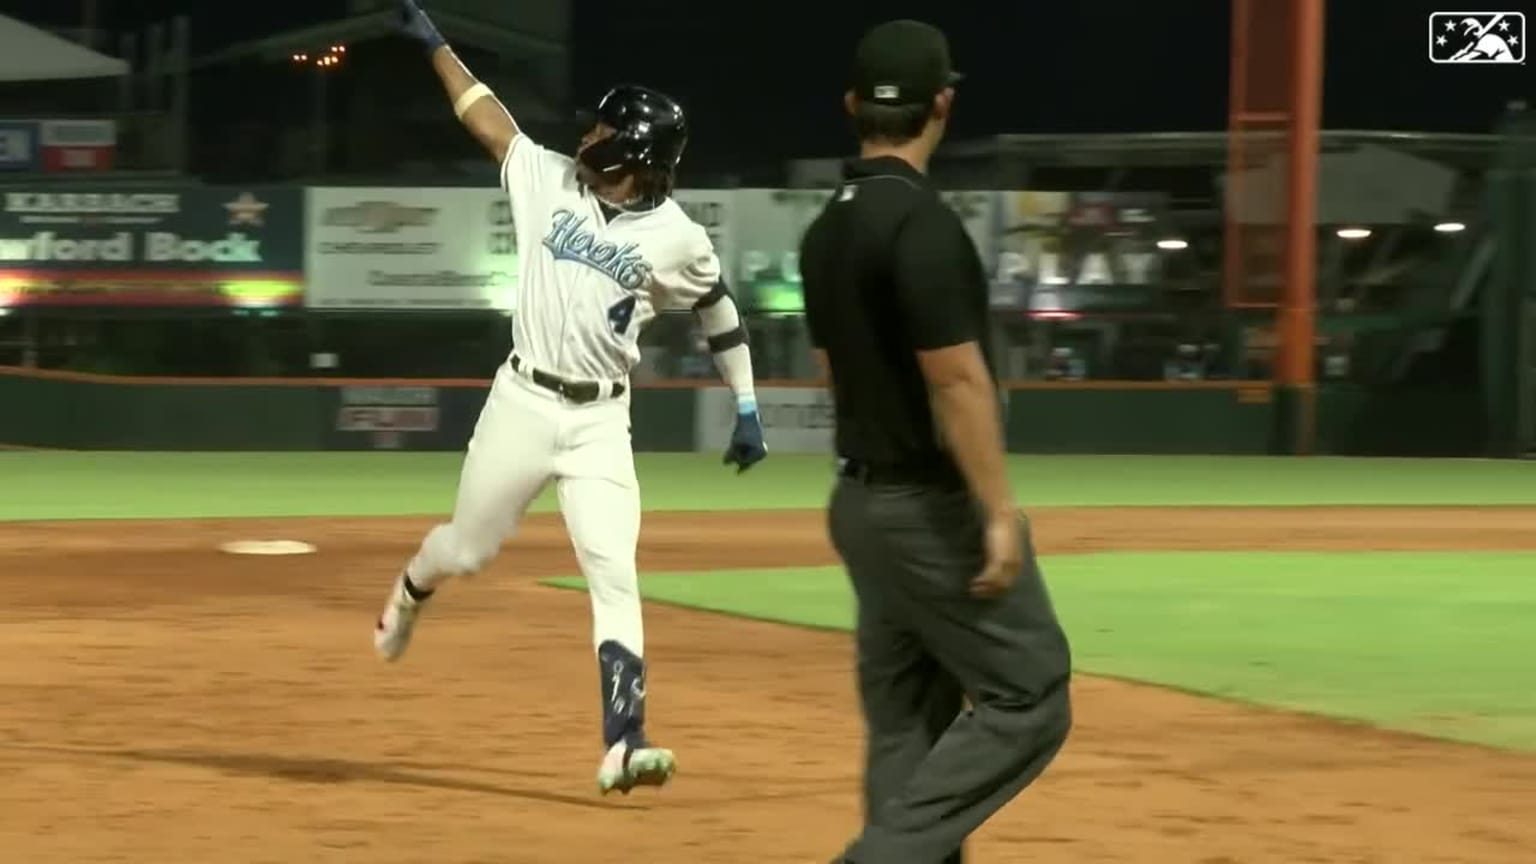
top-left (2, 506), bottom-right (1535, 863)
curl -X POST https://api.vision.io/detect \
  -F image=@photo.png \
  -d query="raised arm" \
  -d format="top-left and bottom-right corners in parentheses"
top-left (399, 0), bottom-right (519, 163)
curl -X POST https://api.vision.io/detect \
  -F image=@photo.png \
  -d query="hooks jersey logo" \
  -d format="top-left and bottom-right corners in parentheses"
top-left (542, 208), bottom-right (654, 290)
top-left (1429, 12), bottom-right (1525, 63)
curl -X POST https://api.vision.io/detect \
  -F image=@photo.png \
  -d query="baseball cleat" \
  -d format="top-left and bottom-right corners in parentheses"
top-left (373, 571), bottom-right (430, 662)
top-left (596, 742), bottom-right (676, 795)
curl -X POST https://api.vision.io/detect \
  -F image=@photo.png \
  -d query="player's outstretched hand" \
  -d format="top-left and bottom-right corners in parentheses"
top-left (723, 404), bottom-right (767, 474)
top-left (398, 0), bottom-right (447, 52)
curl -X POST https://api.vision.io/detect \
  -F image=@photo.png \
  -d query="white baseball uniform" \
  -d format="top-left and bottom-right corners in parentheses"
top-left (401, 133), bottom-right (753, 662)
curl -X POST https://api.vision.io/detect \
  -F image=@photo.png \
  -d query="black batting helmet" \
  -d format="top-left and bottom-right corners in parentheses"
top-left (577, 84), bottom-right (688, 178)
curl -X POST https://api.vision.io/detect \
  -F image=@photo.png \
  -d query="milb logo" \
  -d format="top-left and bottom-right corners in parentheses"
top-left (1428, 12), bottom-right (1525, 63)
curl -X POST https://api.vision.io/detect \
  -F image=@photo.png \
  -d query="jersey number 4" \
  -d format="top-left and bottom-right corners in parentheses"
top-left (607, 295), bottom-right (638, 335)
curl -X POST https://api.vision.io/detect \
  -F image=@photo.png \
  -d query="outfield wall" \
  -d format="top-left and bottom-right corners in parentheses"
top-left (693, 383), bottom-right (1277, 455)
top-left (0, 367), bottom-right (1486, 456)
top-left (0, 367), bottom-right (699, 453)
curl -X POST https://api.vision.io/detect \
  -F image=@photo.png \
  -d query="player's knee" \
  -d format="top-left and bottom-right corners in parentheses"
top-left (571, 539), bottom-right (634, 579)
top-left (450, 544), bottom-right (496, 575)
top-left (584, 565), bottom-right (639, 602)
top-left (571, 533), bottom-right (611, 561)
top-left (427, 523), bottom-right (498, 576)
top-left (448, 530), bottom-right (501, 574)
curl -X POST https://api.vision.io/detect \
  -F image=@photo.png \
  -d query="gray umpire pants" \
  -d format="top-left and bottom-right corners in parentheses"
top-left (829, 474), bottom-right (1073, 864)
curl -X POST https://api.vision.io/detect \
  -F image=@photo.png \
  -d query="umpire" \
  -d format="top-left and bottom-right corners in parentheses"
top-left (800, 20), bottom-right (1073, 864)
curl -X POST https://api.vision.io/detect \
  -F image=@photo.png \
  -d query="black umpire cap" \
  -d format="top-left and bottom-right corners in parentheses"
top-left (852, 20), bottom-right (964, 106)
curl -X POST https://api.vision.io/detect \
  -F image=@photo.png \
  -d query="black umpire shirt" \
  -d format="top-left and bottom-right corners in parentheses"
top-left (800, 155), bottom-right (994, 473)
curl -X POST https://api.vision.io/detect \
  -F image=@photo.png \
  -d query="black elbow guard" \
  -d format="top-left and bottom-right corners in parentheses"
top-left (707, 325), bottom-right (748, 353)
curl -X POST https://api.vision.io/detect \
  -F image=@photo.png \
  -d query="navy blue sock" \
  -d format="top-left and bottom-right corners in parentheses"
top-left (401, 572), bottom-right (433, 602)
top-left (597, 640), bottom-right (648, 750)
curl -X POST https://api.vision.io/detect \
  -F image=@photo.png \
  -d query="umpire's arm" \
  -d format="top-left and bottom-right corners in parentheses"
top-left (400, 0), bottom-right (519, 162)
top-left (894, 206), bottom-right (1015, 522)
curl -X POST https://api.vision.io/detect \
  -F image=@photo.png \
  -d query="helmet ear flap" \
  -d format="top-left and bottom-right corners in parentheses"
top-left (576, 135), bottom-right (632, 176)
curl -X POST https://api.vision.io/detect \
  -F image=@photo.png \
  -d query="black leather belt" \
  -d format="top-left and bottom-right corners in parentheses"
top-left (837, 457), bottom-right (965, 488)
top-left (510, 354), bottom-right (625, 404)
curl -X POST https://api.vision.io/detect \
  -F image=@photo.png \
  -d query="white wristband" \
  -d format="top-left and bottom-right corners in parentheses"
top-left (454, 83), bottom-right (493, 120)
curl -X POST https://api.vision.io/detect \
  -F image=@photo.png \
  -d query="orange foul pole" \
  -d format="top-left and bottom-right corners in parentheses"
top-left (1278, 0), bottom-right (1326, 453)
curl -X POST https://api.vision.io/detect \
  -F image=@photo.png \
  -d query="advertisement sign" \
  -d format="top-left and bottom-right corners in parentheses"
top-left (293, 184), bottom-right (1173, 315)
top-left (695, 385), bottom-right (834, 454)
top-left (0, 187), bottom-right (305, 307)
top-left (320, 383), bottom-right (491, 451)
top-left (37, 120), bottom-right (116, 173)
top-left (305, 187), bottom-right (519, 310)
top-left (673, 187), bottom-right (1168, 316)
top-left (334, 385), bottom-right (440, 450)
top-left (989, 191), bottom-right (1168, 313)
top-left (0, 122), bottom-right (38, 173)
top-left (727, 188), bottom-right (996, 313)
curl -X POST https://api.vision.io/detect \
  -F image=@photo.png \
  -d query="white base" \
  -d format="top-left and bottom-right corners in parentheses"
top-left (218, 540), bottom-right (317, 556)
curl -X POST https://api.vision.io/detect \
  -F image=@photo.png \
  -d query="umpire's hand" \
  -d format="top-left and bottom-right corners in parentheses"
top-left (972, 509), bottom-right (1024, 598)
top-left (723, 404), bottom-right (768, 473)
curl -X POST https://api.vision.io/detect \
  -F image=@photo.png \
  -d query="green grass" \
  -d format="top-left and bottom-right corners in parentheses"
top-left (547, 551), bottom-right (1536, 751)
top-left (4, 452), bottom-right (1536, 520)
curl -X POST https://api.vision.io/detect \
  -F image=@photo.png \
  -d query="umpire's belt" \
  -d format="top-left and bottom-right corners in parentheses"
top-left (510, 354), bottom-right (626, 404)
top-left (837, 457), bottom-right (965, 489)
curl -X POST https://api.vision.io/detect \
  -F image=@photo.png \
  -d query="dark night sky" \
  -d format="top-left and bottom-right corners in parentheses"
top-left (8, 0), bottom-right (1532, 163)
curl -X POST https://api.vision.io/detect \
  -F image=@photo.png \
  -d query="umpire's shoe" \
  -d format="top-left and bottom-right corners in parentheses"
top-left (374, 570), bottom-right (433, 661)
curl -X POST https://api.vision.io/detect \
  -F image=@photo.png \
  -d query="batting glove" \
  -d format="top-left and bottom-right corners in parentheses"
top-left (724, 400), bottom-right (768, 474)
top-left (399, 0), bottom-right (447, 53)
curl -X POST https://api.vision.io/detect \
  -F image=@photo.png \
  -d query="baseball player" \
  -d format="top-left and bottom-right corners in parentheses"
top-left (374, 0), bottom-right (768, 796)
top-left (1449, 16), bottom-right (1518, 62)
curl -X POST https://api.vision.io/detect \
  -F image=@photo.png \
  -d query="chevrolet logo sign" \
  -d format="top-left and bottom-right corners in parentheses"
top-left (323, 200), bottom-right (439, 233)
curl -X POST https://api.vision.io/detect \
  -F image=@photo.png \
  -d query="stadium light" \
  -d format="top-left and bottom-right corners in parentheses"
top-left (1336, 227), bottom-right (1371, 240)
top-left (294, 45), bottom-right (346, 68)
top-left (1433, 221), bottom-right (1466, 233)
top-left (1155, 238), bottom-right (1189, 251)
